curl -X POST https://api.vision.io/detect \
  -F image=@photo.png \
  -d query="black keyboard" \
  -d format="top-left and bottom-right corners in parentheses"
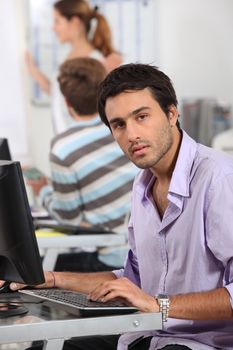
top-left (20, 289), bottom-right (138, 316)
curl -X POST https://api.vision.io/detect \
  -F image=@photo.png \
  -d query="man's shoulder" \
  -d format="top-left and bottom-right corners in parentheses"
top-left (51, 126), bottom-right (80, 148)
top-left (195, 143), bottom-right (233, 178)
top-left (50, 122), bottom-right (110, 157)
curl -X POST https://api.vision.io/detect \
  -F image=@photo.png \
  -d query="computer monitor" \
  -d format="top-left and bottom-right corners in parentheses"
top-left (0, 138), bottom-right (12, 161)
top-left (0, 161), bottom-right (45, 316)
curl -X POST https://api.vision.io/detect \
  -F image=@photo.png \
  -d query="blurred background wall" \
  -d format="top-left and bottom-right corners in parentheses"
top-left (0, 0), bottom-right (232, 174)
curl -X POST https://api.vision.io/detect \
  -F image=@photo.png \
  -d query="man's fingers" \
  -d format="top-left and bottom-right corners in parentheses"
top-left (89, 283), bottom-right (111, 301)
top-left (89, 280), bottom-right (133, 303)
top-left (10, 282), bottom-right (27, 291)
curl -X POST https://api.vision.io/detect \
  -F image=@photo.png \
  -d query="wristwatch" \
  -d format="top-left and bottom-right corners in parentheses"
top-left (155, 294), bottom-right (170, 322)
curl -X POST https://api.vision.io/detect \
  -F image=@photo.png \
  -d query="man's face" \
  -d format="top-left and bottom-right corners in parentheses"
top-left (105, 88), bottom-right (177, 169)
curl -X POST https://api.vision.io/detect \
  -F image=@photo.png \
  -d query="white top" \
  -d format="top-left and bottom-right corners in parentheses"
top-left (51, 50), bottom-right (104, 135)
top-left (211, 127), bottom-right (233, 155)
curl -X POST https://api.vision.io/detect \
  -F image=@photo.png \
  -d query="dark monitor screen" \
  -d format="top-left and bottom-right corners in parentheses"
top-left (0, 138), bottom-right (12, 161)
top-left (0, 160), bottom-right (44, 285)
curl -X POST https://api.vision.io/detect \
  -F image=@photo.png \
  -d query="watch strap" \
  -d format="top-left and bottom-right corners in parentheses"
top-left (155, 294), bottom-right (170, 322)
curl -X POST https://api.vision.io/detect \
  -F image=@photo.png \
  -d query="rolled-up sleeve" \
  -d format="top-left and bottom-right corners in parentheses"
top-left (206, 173), bottom-right (233, 308)
top-left (225, 280), bottom-right (233, 308)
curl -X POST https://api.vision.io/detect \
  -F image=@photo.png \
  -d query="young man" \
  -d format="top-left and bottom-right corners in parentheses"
top-left (30, 58), bottom-right (137, 270)
top-left (9, 64), bottom-right (233, 349)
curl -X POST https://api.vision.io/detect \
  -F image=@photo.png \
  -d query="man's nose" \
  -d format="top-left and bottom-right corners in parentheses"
top-left (126, 124), bottom-right (140, 143)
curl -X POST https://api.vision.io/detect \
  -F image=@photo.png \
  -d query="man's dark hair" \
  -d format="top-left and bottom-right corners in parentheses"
top-left (98, 63), bottom-right (180, 129)
top-left (58, 57), bottom-right (106, 116)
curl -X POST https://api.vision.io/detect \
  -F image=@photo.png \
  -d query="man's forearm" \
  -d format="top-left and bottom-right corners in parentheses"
top-left (170, 287), bottom-right (233, 320)
top-left (51, 271), bottom-right (117, 294)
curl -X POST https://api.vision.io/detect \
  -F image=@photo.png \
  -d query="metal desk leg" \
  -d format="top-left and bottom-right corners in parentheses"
top-left (42, 339), bottom-right (65, 350)
top-left (42, 248), bottom-right (59, 271)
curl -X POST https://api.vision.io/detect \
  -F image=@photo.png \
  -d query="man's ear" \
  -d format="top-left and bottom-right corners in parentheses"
top-left (168, 105), bottom-right (179, 127)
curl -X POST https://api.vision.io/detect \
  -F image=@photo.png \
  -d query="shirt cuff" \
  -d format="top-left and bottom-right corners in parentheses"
top-left (225, 284), bottom-right (233, 309)
top-left (112, 268), bottom-right (124, 279)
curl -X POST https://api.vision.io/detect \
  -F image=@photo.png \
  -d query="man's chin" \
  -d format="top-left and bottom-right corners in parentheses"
top-left (132, 160), bottom-right (155, 169)
top-left (127, 154), bottom-right (155, 169)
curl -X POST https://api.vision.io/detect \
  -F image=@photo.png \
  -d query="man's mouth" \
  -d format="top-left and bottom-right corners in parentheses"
top-left (130, 144), bottom-right (149, 156)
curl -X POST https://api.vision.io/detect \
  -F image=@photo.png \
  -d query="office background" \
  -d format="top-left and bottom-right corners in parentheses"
top-left (0, 0), bottom-right (233, 175)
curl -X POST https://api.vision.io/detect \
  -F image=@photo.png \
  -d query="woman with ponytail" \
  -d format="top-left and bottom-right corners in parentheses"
top-left (26, 0), bottom-right (122, 133)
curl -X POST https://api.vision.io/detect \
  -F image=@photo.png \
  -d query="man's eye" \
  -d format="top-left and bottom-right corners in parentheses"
top-left (114, 122), bottom-right (124, 129)
top-left (138, 114), bottom-right (147, 120)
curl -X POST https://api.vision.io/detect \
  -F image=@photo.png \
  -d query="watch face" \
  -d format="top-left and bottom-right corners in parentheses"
top-left (157, 294), bottom-right (169, 299)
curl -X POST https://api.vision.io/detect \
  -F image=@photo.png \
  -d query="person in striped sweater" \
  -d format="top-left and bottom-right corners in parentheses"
top-left (31, 57), bottom-right (137, 271)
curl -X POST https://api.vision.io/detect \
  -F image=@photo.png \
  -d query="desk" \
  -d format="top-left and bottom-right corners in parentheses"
top-left (0, 293), bottom-right (162, 350)
top-left (37, 233), bottom-right (126, 271)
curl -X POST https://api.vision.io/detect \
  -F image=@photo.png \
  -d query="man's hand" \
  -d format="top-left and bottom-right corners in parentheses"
top-left (0, 272), bottom-right (54, 291)
top-left (89, 277), bottom-right (159, 313)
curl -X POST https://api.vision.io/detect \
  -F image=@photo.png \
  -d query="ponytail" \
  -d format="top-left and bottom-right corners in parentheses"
top-left (91, 12), bottom-right (115, 57)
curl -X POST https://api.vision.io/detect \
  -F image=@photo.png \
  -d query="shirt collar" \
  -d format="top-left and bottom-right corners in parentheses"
top-left (70, 115), bottom-right (101, 128)
top-left (168, 130), bottom-right (197, 197)
top-left (136, 130), bottom-right (197, 201)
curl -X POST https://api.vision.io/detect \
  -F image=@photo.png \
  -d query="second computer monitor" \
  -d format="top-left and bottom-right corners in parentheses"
top-left (0, 160), bottom-right (44, 285)
top-left (0, 138), bottom-right (12, 161)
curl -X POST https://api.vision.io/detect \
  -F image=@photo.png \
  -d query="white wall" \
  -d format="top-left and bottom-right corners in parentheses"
top-left (0, 0), bottom-right (31, 164)
top-left (29, 105), bottom-right (53, 176)
top-left (23, 0), bottom-right (54, 175)
top-left (156, 0), bottom-right (233, 112)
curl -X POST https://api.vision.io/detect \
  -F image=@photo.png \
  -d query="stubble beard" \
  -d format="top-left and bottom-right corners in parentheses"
top-left (130, 127), bottom-right (173, 169)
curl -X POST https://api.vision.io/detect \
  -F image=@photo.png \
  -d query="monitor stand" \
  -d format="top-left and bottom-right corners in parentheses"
top-left (0, 302), bottom-right (28, 318)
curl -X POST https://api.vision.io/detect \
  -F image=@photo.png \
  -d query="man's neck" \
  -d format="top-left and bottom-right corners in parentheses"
top-left (150, 128), bottom-right (182, 218)
top-left (71, 112), bottom-right (98, 122)
top-left (151, 128), bottom-right (182, 185)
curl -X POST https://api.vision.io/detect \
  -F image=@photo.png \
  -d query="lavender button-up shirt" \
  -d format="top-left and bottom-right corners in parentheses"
top-left (114, 131), bottom-right (233, 350)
